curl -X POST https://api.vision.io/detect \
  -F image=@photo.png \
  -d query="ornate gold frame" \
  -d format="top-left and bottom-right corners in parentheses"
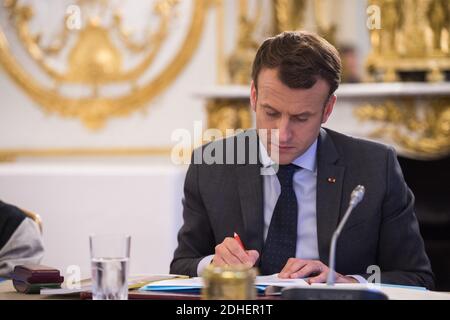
top-left (0, 0), bottom-right (208, 129)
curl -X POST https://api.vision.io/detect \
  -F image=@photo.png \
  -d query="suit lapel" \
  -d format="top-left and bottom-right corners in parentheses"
top-left (316, 128), bottom-right (345, 264)
top-left (236, 164), bottom-right (264, 254)
top-left (234, 129), bottom-right (264, 254)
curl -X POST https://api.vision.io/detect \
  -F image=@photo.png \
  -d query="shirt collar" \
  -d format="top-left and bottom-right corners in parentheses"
top-left (259, 137), bottom-right (318, 173)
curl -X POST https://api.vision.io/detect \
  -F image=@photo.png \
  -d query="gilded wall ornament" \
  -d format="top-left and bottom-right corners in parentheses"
top-left (366, 0), bottom-right (450, 82)
top-left (0, 0), bottom-right (207, 129)
top-left (355, 99), bottom-right (450, 158)
top-left (207, 99), bottom-right (252, 136)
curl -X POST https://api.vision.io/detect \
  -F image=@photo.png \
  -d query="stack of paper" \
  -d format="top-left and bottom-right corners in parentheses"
top-left (139, 274), bottom-right (308, 294)
top-left (140, 277), bottom-right (204, 293)
top-left (139, 275), bottom-right (450, 300)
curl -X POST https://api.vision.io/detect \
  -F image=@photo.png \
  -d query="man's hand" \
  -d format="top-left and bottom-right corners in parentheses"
top-left (212, 237), bottom-right (259, 268)
top-left (279, 258), bottom-right (359, 284)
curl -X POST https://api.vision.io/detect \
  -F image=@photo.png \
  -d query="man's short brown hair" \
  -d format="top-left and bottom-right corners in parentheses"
top-left (251, 31), bottom-right (342, 96)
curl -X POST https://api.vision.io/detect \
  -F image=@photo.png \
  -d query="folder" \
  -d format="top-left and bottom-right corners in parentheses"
top-left (139, 274), bottom-right (309, 294)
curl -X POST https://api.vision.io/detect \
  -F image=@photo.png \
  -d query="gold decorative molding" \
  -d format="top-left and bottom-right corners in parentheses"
top-left (206, 99), bottom-right (252, 136)
top-left (273, 0), bottom-right (306, 33)
top-left (0, 147), bottom-right (174, 162)
top-left (0, 0), bottom-right (208, 129)
top-left (366, 0), bottom-right (450, 82)
top-left (217, 0), bottom-right (340, 86)
top-left (226, 0), bottom-right (262, 85)
top-left (354, 98), bottom-right (450, 158)
top-left (215, 0), bottom-right (226, 85)
top-left (273, 0), bottom-right (337, 45)
top-left (312, 0), bottom-right (336, 45)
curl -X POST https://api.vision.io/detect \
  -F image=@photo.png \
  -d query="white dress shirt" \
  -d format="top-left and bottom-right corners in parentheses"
top-left (259, 138), bottom-right (320, 260)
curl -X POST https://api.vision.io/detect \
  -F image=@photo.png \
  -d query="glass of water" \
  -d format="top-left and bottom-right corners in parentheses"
top-left (89, 234), bottom-right (131, 300)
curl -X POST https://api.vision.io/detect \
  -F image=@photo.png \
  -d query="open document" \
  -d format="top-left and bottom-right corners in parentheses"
top-left (139, 274), bottom-right (450, 300)
top-left (139, 274), bottom-right (309, 294)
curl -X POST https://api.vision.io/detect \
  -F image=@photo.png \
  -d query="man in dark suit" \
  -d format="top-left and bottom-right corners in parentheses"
top-left (170, 31), bottom-right (434, 289)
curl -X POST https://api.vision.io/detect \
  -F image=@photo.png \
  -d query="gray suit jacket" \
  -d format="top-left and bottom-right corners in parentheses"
top-left (170, 128), bottom-right (434, 289)
top-left (0, 201), bottom-right (44, 277)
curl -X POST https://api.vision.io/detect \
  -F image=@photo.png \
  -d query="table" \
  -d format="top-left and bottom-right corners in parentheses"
top-left (2, 279), bottom-right (450, 300)
top-left (0, 280), bottom-right (76, 300)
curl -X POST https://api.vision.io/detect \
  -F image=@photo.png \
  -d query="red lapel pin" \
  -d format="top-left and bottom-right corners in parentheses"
top-left (327, 177), bottom-right (336, 183)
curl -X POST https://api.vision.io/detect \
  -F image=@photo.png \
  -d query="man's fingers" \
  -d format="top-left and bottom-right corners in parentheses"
top-left (278, 258), bottom-right (296, 277)
top-left (308, 271), bottom-right (328, 284)
top-left (215, 238), bottom-right (256, 266)
top-left (289, 263), bottom-right (319, 279)
top-left (223, 238), bottom-right (252, 265)
top-left (279, 258), bottom-right (307, 278)
top-left (212, 255), bottom-right (226, 267)
top-left (214, 238), bottom-right (261, 268)
top-left (246, 250), bottom-right (259, 265)
top-left (215, 244), bottom-right (242, 265)
top-left (336, 274), bottom-right (358, 284)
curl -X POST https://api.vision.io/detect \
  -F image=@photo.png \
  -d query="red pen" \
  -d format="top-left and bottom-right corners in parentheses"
top-left (234, 232), bottom-right (245, 250)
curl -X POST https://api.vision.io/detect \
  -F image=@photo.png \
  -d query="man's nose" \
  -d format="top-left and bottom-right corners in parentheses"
top-left (278, 117), bottom-right (292, 143)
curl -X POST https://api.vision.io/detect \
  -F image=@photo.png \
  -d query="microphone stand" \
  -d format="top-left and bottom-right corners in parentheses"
top-left (281, 186), bottom-right (388, 300)
top-left (326, 200), bottom-right (357, 285)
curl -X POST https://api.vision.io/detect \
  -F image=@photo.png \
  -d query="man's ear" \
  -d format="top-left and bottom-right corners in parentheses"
top-left (321, 94), bottom-right (336, 124)
top-left (250, 81), bottom-right (257, 112)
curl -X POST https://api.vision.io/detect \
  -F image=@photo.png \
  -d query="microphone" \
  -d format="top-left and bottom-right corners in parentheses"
top-left (281, 185), bottom-right (388, 300)
top-left (326, 185), bottom-right (365, 285)
top-left (349, 185), bottom-right (365, 207)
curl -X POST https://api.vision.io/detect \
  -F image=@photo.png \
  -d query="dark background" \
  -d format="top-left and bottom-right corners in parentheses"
top-left (398, 156), bottom-right (450, 291)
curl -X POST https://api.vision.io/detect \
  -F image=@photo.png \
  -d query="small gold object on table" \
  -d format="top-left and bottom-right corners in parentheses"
top-left (201, 265), bottom-right (257, 300)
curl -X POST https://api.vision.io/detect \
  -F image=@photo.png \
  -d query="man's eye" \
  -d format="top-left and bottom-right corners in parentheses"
top-left (266, 112), bottom-right (278, 117)
top-left (295, 118), bottom-right (308, 122)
